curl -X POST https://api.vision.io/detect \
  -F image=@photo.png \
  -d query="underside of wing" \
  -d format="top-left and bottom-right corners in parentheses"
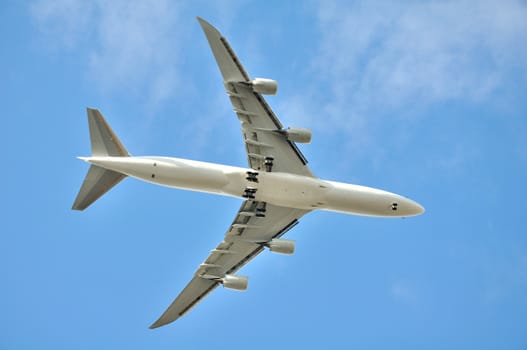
top-left (197, 17), bottom-right (314, 177)
top-left (149, 201), bottom-right (310, 328)
top-left (150, 17), bottom-right (315, 330)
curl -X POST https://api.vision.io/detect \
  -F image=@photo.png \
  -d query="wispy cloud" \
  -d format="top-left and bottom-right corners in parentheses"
top-left (30, 1), bottom-right (527, 167)
top-left (30, 0), bottom-right (184, 108)
top-left (29, 0), bottom-right (96, 49)
top-left (279, 0), bottom-right (527, 170)
top-left (313, 0), bottom-right (527, 116)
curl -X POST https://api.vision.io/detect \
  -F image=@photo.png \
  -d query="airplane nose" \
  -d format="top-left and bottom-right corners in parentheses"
top-left (411, 200), bottom-right (425, 215)
top-left (391, 196), bottom-right (425, 217)
top-left (404, 199), bottom-right (425, 216)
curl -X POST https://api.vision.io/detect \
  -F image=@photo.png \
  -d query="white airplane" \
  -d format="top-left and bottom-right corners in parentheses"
top-left (72, 17), bottom-right (424, 328)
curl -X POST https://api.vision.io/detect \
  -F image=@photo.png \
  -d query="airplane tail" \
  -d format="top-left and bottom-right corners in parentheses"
top-left (72, 108), bottom-right (130, 211)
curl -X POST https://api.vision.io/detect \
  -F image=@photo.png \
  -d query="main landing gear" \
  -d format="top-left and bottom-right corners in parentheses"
top-left (242, 187), bottom-right (257, 199)
top-left (255, 202), bottom-right (266, 217)
top-left (246, 171), bottom-right (258, 183)
top-left (264, 156), bottom-right (274, 172)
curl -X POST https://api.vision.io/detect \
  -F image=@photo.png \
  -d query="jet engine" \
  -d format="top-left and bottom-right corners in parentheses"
top-left (251, 78), bottom-right (278, 95)
top-left (280, 127), bottom-right (312, 144)
top-left (222, 274), bottom-right (248, 291)
top-left (268, 238), bottom-right (295, 255)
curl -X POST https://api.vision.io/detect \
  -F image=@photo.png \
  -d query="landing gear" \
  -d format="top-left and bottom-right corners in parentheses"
top-left (255, 202), bottom-right (267, 217)
top-left (243, 188), bottom-right (257, 199)
top-left (264, 156), bottom-right (274, 172)
top-left (391, 202), bottom-right (398, 211)
top-left (246, 171), bottom-right (259, 183)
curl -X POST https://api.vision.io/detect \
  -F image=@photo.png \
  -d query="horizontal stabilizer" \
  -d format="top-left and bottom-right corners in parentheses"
top-left (72, 165), bottom-right (126, 211)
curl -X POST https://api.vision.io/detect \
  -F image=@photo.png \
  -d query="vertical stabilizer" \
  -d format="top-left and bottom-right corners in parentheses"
top-left (87, 108), bottom-right (129, 157)
top-left (72, 108), bottom-right (129, 210)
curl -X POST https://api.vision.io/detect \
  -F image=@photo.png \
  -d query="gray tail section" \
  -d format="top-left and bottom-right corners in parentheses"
top-left (87, 108), bottom-right (129, 157)
top-left (71, 165), bottom-right (126, 210)
top-left (72, 108), bottom-right (130, 211)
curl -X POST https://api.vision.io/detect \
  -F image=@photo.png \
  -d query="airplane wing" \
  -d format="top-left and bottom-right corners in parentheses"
top-left (150, 201), bottom-right (309, 328)
top-left (197, 17), bottom-right (314, 177)
top-left (150, 18), bottom-right (315, 329)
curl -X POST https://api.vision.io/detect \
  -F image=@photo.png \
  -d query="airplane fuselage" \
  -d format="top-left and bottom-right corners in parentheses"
top-left (84, 156), bottom-right (423, 217)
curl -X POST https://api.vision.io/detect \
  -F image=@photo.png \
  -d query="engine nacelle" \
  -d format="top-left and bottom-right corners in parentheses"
top-left (282, 127), bottom-right (312, 144)
top-left (268, 238), bottom-right (295, 255)
top-left (251, 78), bottom-right (278, 95)
top-left (222, 274), bottom-right (248, 291)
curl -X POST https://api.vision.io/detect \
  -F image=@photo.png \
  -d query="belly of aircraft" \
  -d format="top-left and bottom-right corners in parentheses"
top-left (89, 156), bottom-right (420, 217)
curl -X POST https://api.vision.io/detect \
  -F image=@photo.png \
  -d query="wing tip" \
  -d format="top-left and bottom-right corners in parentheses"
top-left (148, 323), bottom-right (160, 329)
top-left (196, 16), bottom-right (219, 36)
top-left (196, 16), bottom-right (209, 28)
top-left (149, 316), bottom-right (177, 330)
top-left (149, 317), bottom-right (167, 329)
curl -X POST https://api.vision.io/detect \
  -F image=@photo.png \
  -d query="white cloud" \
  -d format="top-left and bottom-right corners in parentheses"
top-left (285, 2), bottom-right (527, 129)
top-left (30, 0), bottom-right (184, 108)
top-left (30, 1), bottom-right (527, 166)
top-left (276, 0), bottom-right (527, 172)
top-left (313, 0), bottom-right (527, 115)
top-left (30, 0), bottom-right (96, 49)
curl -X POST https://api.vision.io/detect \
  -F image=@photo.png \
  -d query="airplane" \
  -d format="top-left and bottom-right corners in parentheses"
top-left (72, 17), bottom-right (424, 329)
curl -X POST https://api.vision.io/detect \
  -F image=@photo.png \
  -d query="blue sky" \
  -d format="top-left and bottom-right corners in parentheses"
top-left (2, 0), bottom-right (527, 348)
